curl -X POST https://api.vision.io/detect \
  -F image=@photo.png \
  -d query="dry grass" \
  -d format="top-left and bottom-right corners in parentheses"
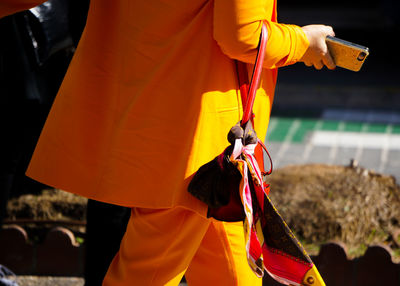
top-left (265, 163), bottom-right (400, 257)
top-left (6, 189), bottom-right (87, 221)
top-left (6, 163), bottom-right (400, 260)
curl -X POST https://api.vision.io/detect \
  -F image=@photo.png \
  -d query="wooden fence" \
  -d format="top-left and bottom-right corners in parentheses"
top-left (1, 224), bottom-right (399, 285)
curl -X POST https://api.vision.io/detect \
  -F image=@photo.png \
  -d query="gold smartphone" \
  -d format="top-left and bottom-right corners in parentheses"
top-left (326, 36), bottom-right (369, 72)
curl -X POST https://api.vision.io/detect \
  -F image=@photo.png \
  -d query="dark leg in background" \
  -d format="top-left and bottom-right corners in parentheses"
top-left (84, 200), bottom-right (131, 286)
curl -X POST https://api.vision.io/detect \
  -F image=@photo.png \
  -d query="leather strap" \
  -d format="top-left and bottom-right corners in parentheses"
top-left (236, 24), bottom-right (272, 176)
top-left (237, 24), bottom-right (268, 125)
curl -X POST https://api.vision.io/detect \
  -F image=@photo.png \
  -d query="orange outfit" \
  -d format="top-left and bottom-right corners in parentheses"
top-left (1, 0), bottom-right (309, 284)
top-left (1, 0), bottom-right (308, 215)
top-left (103, 207), bottom-right (261, 285)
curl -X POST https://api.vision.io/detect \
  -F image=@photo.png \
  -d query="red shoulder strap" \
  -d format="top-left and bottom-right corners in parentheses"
top-left (236, 24), bottom-right (268, 126)
top-left (236, 24), bottom-right (272, 176)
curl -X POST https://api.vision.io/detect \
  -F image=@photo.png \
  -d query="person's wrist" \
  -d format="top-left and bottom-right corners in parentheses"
top-left (293, 25), bottom-right (310, 63)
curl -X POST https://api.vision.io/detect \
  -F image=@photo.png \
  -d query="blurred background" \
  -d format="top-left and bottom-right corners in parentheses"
top-left (268, 0), bottom-right (400, 182)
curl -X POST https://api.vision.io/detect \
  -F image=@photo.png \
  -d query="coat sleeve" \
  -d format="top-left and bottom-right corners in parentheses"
top-left (213, 0), bottom-right (309, 69)
top-left (0, 0), bottom-right (47, 18)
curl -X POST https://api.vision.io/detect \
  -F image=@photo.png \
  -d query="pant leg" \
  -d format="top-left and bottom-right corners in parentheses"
top-left (102, 207), bottom-right (210, 286)
top-left (185, 220), bottom-right (262, 286)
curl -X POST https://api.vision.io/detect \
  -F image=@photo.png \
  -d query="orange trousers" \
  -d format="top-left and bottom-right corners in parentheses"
top-left (102, 207), bottom-right (261, 285)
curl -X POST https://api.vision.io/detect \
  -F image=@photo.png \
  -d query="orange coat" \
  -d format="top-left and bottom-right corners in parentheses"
top-left (1, 0), bottom-right (308, 216)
